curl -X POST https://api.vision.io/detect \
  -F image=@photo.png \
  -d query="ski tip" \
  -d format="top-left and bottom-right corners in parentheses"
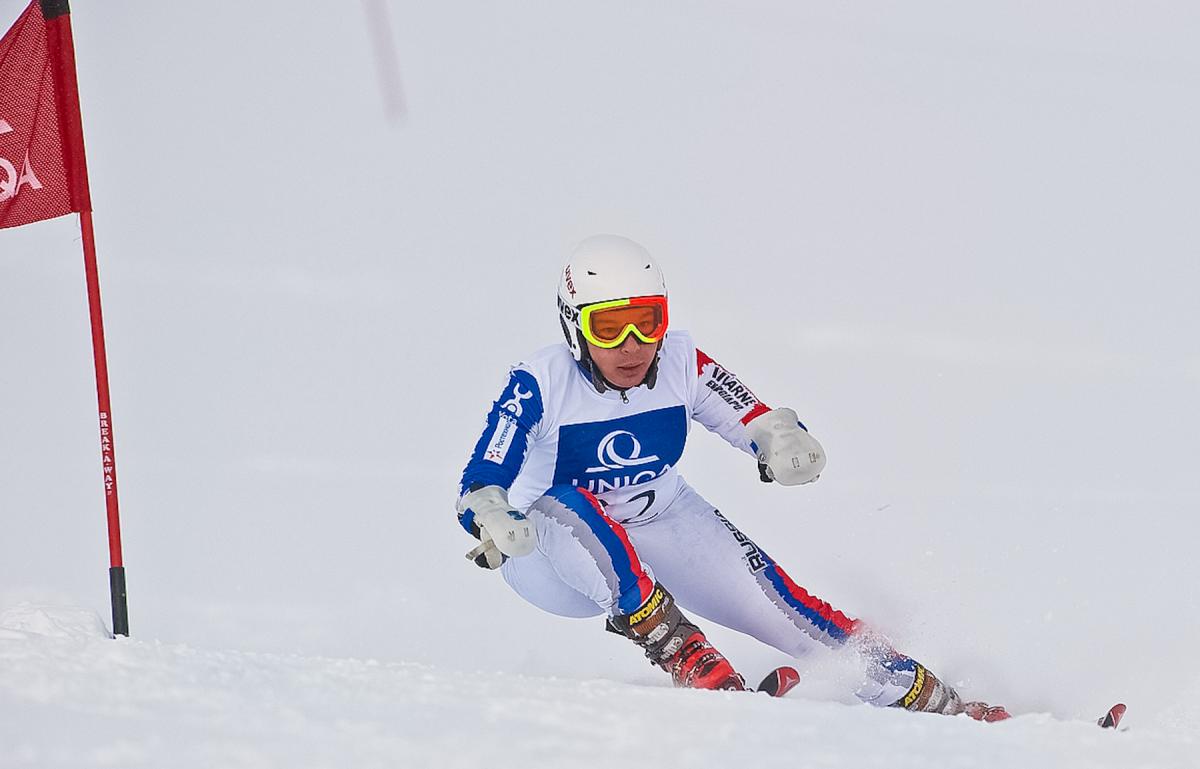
top-left (1098, 703), bottom-right (1127, 729)
top-left (756, 666), bottom-right (801, 698)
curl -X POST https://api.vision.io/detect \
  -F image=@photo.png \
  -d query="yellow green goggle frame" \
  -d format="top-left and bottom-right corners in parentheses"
top-left (578, 295), bottom-right (670, 349)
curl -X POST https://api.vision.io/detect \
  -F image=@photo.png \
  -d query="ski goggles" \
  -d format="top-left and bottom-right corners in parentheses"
top-left (578, 295), bottom-right (669, 349)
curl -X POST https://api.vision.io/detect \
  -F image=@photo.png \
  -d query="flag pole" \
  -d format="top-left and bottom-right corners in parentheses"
top-left (42, 0), bottom-right (129, 637)
top-left (79, 208), bottom-right (128, 637)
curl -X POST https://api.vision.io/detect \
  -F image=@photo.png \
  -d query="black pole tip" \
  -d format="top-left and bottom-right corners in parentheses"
top-left (40, 0), bottom-right (71, 20)
top-left (109, 566), bottom-right (129, 637)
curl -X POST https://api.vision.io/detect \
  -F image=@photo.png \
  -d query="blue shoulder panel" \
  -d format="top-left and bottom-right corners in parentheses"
top-left (458, 369), bottom-right (544, 498)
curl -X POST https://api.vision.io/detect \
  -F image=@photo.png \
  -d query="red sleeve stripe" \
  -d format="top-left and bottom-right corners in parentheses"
top-left (740, 401), bottom-right (771, 425)
top-left (696, 348), bottom-right (715, 376)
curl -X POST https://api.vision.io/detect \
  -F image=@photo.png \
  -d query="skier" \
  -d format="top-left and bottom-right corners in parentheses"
top-left (455, 234), bottom-right (1010, 721)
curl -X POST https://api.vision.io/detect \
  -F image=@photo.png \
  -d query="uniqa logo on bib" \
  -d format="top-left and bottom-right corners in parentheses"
top-left (585, 430), bottom-right (660, 473)
top-left (0, 119), bottom-right (45, 203)
top-left (554, 406), bottom-right (687, 494)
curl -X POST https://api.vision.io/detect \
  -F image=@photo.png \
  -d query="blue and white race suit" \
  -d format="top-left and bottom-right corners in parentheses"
top-left (459, 330), bottom-right (916, 706)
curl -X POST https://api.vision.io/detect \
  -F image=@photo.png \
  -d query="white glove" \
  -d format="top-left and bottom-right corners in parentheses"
top-left (746, 407), bottom-right (826, 486)
top-left (457, 485), bottom-right (536, 569)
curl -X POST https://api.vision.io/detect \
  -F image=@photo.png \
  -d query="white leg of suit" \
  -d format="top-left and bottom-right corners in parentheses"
top-left (500, 482), bottom-right (915, 705)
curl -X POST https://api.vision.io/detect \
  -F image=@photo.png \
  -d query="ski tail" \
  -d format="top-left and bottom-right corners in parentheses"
top-left (756, 666), bottom-right (801, 698)
top-left (1098, 703), bottom-right (1126, 729)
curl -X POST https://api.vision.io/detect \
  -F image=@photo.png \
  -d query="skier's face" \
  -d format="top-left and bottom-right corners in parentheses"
top-left (587, 335), bottom-right (659, 389)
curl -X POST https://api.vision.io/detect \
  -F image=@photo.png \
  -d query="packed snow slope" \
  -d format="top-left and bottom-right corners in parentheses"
top-left (0, 606), bottom-right (1192, 769)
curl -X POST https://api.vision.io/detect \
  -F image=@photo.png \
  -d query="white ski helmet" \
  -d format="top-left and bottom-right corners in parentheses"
top-left (557, 235), bottom-right (668, 390)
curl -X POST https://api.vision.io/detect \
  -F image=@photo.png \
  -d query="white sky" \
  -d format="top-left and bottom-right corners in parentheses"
top-left (1, 0), bottom-right (1198, 720)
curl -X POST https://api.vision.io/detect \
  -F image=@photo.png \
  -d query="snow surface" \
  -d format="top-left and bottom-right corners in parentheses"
top-left (0, 605), bottom-right (1190, 769)
top-left (3, 0), bottom-right (1200, 767)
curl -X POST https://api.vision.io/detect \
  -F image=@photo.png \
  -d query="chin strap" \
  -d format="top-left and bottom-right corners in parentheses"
top-left (643, 355), bottom-right (659, 388)
top-left (585, 358), bottom-right (609, 394)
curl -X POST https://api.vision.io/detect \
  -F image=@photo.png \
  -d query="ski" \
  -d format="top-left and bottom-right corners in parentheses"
top-left (1098, 703), bottom-right (1126, 729)
top-left (756, 666), bottom-right (801, 698)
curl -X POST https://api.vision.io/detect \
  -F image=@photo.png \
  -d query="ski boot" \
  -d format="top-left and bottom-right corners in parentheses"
top-left (891, 662), bottom-right (1011, 721)
top-left (608, 583), bottom-right (745, 691)
top-left (961, 701), bottom-right (1012, 722)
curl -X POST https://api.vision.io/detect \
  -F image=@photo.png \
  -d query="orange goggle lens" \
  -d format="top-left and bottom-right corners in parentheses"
top-left (579, 296), bottom-right (669, 348)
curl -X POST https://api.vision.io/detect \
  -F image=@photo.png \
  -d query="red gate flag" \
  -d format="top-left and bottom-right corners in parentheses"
top-left (1, 0), bottom-right (128, 637)
top-left (0, 0), bottom-right (90, 229)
